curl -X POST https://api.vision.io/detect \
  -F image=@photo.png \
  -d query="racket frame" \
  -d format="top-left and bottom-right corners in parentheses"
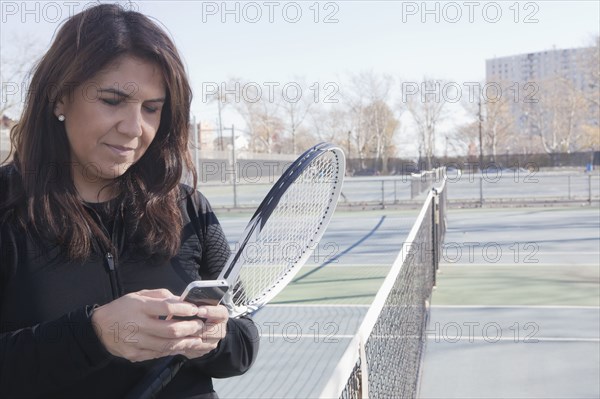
top-left (219, 142), bottom-right (345, 317)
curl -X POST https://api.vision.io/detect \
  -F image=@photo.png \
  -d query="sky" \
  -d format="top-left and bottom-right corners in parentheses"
top-left (1, 0), bottom-right (599, 156)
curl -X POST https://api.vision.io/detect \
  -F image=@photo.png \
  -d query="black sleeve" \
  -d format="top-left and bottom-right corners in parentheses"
top-left (184, 189), bottom-right (260, 377)
top-left (0, 306), bottom-right (113, 396)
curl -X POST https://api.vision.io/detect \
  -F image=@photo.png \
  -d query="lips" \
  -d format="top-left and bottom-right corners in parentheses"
top-left (105, 144), bottom-right (135, 155)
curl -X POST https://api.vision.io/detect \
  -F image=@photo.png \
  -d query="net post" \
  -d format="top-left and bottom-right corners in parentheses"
top-left (359, 338), bottom-right (370, 399)
top-left (431, 187), bottom-right (440, 287)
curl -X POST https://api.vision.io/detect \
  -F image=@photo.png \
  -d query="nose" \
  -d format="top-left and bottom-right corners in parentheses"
top-left (117, 107), bottom-right (143, 138)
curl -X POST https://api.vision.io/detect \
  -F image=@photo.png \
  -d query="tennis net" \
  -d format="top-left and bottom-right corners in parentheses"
top-left (320, 176), bottom-right (447, 398)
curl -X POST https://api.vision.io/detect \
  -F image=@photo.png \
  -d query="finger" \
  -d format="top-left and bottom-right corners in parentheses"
top-left (197, 305), bottom-right (229, 322)
top-left (135, 288), bottom-right (176, 299)
top-left (109, 331), bottom-right (175, 360)
top-left (142, 298), bottom-right (199, 318)
top-left (199, 322), bottom-right (227, 341)
top-left (123, 333), bottom-right (204, 356)
top-left (145, 318), bottom-right (205, 339)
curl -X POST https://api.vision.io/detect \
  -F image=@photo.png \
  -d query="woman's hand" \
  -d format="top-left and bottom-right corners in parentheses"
top-left (90, 289), bottom-right (229, 362)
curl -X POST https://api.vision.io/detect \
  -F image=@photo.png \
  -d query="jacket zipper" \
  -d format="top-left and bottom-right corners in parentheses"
top-left (105, 252), bottom-right (120, 299)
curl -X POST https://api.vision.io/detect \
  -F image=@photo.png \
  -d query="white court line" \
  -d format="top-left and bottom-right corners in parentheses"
top-left (300, 266), bottom-right (392, 270)
top-left (258, 335), bottom-right (600, 342)
top-left (431, 305), bottom-right (600, 309)
top-left (533, 252), bottom-right (600, 255)
top-left (267, 305), bottom-right (599, 310)
top-left (267, 304), bottom-right (370, 308)
top-left (259, 334), bottom-right (356, 340)
top-left (439, 263), bottom-right (600, 267)
top-left (426, 335), bottom-right (600, 343)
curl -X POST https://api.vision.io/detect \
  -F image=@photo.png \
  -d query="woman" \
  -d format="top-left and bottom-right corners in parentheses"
top-left (0, 4), bottom-right (258, 398)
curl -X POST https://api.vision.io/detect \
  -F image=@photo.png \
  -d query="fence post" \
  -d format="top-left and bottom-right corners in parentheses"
top-left (381, 180), bottom-right (386, 209)
top-left (192, 115), bottom-right (199, 173)
top-left (231, 125), bottom-right (238, 208)
top-left (479, 176), bottom-right (484, 207)
top-left (589, 174), bottom-right (592, 205)
top-left (432, 188), bottom-right (439, 287)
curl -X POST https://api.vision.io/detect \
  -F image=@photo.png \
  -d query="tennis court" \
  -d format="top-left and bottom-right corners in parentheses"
top-left (213, 207), bottom-right (421, 397)
top-left (419, 207), bottom-right (600, 399)
top-left (212, 194), bottom-right (599, 397)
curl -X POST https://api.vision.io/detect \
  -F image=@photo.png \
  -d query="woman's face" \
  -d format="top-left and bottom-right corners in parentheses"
top-left (55, 55), bottom-right (166, 201)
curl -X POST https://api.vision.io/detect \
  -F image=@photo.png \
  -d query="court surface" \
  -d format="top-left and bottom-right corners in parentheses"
top-left (213, 208), bottom-right (419, 397)
top-left (419, 207), bottom-right (600, 399)
top-left (211, 206), bottom-right (599, 398)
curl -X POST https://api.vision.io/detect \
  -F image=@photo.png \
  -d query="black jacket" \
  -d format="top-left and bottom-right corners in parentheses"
top-left (0, 164), bottom-right (259, 398)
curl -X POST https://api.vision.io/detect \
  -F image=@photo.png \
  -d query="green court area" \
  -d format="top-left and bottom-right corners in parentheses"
top-left (271, 265), bottom-right (390, 305)
top-left (431, 265), bottom-right (600, 306)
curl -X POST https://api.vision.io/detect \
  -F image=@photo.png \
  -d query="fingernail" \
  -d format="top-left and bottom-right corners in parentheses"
top-left (197, 307), bottom-right (208, 316)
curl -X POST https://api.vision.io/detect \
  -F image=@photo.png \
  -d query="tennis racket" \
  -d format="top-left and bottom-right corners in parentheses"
top-left (126, 142), bottom-right (345, 399)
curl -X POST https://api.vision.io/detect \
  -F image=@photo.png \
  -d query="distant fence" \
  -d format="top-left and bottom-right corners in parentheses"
top-left (348, 151), bottom-right (600, 175)
top-left (2, 128), bottom-right (598, 208)
top-left (198, 169), bottom-right (599, 209)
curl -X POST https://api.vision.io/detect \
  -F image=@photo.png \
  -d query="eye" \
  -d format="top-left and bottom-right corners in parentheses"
top-left (143, 103), bottom-right (163, 114)
top-left (143, 105), bottom-right (159, 114)
top-left (101, 98), bottom-right (121, 106)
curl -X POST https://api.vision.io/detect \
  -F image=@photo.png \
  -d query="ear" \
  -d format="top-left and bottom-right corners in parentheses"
top-left (54, 97), bottom-right (67, 119)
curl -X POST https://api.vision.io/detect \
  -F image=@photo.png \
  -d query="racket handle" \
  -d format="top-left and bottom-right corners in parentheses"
top-left (125, 356), bottom-right (186, 399)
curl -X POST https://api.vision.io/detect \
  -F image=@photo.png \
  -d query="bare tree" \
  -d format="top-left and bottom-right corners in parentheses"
top-left (582, 36), bottom-right (600, 109)
top-left (457, 80), bottom-right (520, 163)
top-left (308, 106), bottom-right (346, 144)
top-left (484, 96), bottom-right (516, 160)
top-left (577, 36), bottom-right (600, 151)
top-left (403, 78), bottom-right (447, 169)
top-left (1, 34), bottom-right (43, 118)
top-left (244, 100), bottom-right (284, 154)
top-left (223, 79), bottom-right (284, 154)
top-left (518, 40), bottom-right (599, 154)
top-left (526, 76), bottom-right (589, 154)
top-left (278, 77), bottom-right (314, 154)
top-left (360, 100), bottom-right (399, 173)
top-left (341, 71), bottom-right (395, 171)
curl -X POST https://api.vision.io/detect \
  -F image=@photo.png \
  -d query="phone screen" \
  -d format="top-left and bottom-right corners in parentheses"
top-left (168, 280), bottom-right (229, 320)
top-left (183, 284), bottom-right (229, 306)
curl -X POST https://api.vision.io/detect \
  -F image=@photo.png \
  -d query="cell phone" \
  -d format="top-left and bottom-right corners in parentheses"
top-left (167, 280), bottom-right (229, 321)
top-left (179, 280), bottom-right (229, 306)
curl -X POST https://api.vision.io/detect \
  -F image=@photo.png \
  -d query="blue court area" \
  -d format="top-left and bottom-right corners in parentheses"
top-left (213, 209), bottom-right (420, 397)
top-left (211, 206), bottom-right (599, 398)
top-left (419, 207), bottom-right (600, 399)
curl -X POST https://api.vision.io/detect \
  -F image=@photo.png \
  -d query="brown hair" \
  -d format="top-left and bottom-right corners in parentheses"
top-left (6, 4), bottom-right (196, 261)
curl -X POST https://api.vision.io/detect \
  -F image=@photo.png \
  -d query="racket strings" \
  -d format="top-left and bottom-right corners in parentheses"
top-left (231, 151), bottom-right (341, 308)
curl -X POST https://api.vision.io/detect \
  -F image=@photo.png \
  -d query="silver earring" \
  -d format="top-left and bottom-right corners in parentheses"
top-left (58, 114), bottom-right (65, 122)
